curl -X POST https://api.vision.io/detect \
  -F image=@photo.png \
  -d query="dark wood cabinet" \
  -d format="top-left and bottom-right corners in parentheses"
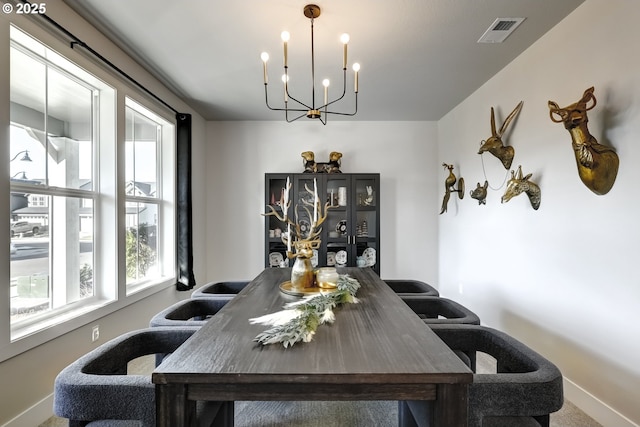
top-left (265, 173), bottom-right (380, 274)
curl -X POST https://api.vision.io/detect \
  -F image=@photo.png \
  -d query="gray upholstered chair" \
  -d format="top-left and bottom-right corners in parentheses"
top-left (191, 280), bottom-right (249, 299)
top-left (149, 297), bottom-right (229, 327)
top-left (401, 296), bottom-right (480, 325)
top-left (53, 327), bottom-right (222, 427)
top-left (398, 324), bottom-right (563, 427)
top-left (383, 279), bottom-right (439, 297)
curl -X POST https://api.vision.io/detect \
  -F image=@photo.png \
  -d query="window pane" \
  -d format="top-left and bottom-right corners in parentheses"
top-left (125, 108), bottom-right (158, 197)
top-left (10, 45), bottom-right (94, 190)
top-left (125, 202), bottom-right (158, 284)
top-left (47, 66), bottom-right (94, 189)
top-left (10, 48), bottom-right (47, 183)
top-left (10, 194), bottom-right (94, 325)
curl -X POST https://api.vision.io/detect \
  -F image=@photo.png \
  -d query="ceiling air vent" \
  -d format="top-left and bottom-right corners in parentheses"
top-left (478, 17), bottom-right (525, 43)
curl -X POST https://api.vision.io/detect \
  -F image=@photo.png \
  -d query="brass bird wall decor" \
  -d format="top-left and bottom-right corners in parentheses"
top-left (440, 163), bottom-right (464, 214)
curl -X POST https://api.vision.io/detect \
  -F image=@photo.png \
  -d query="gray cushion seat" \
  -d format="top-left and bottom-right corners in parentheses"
top-left (149, 297), bottom-right (230, 327)
top-left (398, 324), bottom-right (563, 427)
top-left (53, 327), bottom-right (222, 427)
top-left (191, 280), bottom-right (249, 299)
top-left (383, 279), bottom-right (439, 297)
top-left (401, 295), bottom-right (480, 325)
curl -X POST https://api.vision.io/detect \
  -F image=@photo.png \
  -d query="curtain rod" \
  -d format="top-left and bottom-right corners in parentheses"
top-left (20, 0), bottom-right (181, 116)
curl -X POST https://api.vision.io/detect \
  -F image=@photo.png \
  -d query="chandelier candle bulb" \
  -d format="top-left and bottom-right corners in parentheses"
top-left (261, 52), bottom-right (269, 84)
top-left (281, 31), bottom-right (290, 67)
top-left (282, 74), bottom-right (289, 101)
top-left (353, 63), bottom-right (360, 93)
top-left (323, 79), bottom-right (329, 105)
top-left (341, 33), bottom-right (349, 69)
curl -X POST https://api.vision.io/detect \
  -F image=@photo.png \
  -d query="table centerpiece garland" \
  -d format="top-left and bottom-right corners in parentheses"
top-left (249, 275), bottom-right (361, 348)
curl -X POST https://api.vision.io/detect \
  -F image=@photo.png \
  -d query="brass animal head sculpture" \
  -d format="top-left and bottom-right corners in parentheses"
top-left (470, 181), bottom-right (488, 205)
top-left (301, 151), bottom-right (316, 173)
top-left (501, 165), bottom-right (541, 210)
top-left (478, 101), bottom-right (523, 169)
top-left (263, 181), bottom-right (333, 259)
top-left (548, 87), bottom-right (619, 195)
top-left (440, 163), bottom-right (465, 214)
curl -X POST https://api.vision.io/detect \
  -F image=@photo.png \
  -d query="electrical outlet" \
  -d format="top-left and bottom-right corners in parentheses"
top-left (91, 325), bottom-right (100, 342)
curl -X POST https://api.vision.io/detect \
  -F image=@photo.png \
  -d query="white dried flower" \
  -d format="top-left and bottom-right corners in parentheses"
top-left (320, 308), bottom-right (335, 324)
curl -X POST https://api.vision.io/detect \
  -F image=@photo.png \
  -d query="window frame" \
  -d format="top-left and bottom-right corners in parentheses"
top-left (0, 16), bottom-right (177, 362)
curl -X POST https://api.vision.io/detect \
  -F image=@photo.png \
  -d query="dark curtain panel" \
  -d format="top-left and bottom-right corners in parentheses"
top-left (176, 113), bottom-right (196, 290)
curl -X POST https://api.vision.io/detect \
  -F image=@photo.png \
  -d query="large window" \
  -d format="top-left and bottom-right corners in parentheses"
top-left (4, 25), bottom-right (176, 349)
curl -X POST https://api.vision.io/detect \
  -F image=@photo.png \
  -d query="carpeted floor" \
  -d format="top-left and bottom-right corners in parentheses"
top-left (41, 354), bottom-right (602, 427)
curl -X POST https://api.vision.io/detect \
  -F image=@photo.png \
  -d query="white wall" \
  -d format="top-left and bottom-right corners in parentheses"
top-left (437, 1), bottom-right (640, 425)
top-left (205, 121), bottom-right (440, 284)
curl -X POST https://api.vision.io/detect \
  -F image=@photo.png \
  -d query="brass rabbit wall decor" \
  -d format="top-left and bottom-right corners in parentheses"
top-left (478, 101), bottom-right (523, 169)
top-left (440, 163), bottom-right (464, 214)
top-left (548, 87), bottom-right (619, 195)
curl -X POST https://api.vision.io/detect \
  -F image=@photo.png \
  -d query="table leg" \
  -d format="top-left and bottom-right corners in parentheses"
top-left (434, 383), bottom-right (468, 426)
top-left (156, 383), bottom-right (190, 427)
top-left (211, 401), bottom-right (235, 427)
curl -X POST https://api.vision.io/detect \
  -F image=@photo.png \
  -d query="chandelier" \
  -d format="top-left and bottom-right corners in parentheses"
top-left (261, 4), bottom-right (360, 124)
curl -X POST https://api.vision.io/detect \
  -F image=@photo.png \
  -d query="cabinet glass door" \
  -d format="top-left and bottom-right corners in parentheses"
top-left (325, 176), bottom-right (350, 267)
top-left (265, 175), bottom-right (291, 268)
top-left (352, 175), bottom-right (379, 273)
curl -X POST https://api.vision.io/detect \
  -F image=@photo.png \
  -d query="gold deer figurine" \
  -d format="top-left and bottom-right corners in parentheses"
top-left (263, 180), bottom-right (333, 289)
top-left (440, 163), bottom-right (465, 214)
top-left (501, 165), bottom-right (541, 210)
top-left (478, 101), bottom-right (523, 169)
top-left (548, 87), bottom-right (619, 195)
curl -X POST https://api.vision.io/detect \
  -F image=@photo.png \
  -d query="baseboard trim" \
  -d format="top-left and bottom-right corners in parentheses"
top-left (3, 381), bottom-right (638, 427)
top-left (1, 393), bottom-right (53, 427)
top-left (564, 378), bottom-right (638, 427)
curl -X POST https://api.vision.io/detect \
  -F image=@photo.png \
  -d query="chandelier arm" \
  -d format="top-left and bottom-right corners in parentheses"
top-left (285, 90), bottom-right (313, 111)
top-left (285, 110), bottom-right (309, 122)
top-left (265, 84), bottom-right (309, 113)
top-left (324, 92), bottom-right (358, 116)
top-left (320, 69), bottom-right (348, 110)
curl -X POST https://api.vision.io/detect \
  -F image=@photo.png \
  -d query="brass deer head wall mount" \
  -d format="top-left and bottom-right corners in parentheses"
top-left (548, 87), bottom-right (619, 195)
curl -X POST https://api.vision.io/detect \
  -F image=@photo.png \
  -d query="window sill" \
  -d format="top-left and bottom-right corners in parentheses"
top-left (1, 277), bottom-right (176, 363)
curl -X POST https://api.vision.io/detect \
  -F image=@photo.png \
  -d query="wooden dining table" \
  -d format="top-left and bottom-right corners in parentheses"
top-left (152, 267), bottom-right (472, 426)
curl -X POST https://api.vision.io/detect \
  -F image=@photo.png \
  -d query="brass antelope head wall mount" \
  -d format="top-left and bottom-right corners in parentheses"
top-left (501, 165), bottom-right (541, 210)
top-left (478, 101), bottom-right (523, 169)
top-left (548, 87), bottom-right (619, 195)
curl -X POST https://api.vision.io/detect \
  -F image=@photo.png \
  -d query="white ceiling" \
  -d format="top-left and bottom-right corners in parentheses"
top-left (62, 0), bottom-right (585, 122)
